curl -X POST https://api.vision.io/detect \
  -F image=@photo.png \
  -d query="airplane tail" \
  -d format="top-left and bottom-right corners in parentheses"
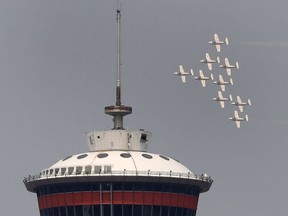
top-left (216, 56), bottom-right (220, 63)
top-left (230, 78), bottom-right (234, 85)
top-left (225, 37), bottom-right (229, 45)
top-left (245, 114), bottom-right (249, 122)
top-left (210, 73), bottom-right (214, 81)
top-left (190, 69), bottom-right (194, 76)
top-left (248, 99), bottom-right (252, 106)
top-left (236, 61), bottom-right (240, 69)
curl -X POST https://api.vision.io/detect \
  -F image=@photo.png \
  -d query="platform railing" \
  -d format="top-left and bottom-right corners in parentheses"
top-left (23, 170), bottom-right (213, 184)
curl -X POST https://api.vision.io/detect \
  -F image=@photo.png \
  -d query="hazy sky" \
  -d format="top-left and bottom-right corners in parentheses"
top-left (0, 0), bottom-right (288, 215)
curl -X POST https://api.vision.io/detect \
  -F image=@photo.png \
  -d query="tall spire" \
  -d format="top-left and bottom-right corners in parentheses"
top-left (105, 0), bottom-right (132, 130)
top-left (116, 0), bottom-right (121, 106)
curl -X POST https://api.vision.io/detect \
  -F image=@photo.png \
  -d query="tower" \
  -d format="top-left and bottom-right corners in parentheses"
top-left (23, 2), bottom-right (212, 216)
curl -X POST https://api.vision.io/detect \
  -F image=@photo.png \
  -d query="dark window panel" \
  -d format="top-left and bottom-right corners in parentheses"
top-left (113, 205), bottom-right (122, 216)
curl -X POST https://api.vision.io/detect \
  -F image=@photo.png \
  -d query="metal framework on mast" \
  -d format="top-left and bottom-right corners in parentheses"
top-left (105, 0), bottom-right (132, 130)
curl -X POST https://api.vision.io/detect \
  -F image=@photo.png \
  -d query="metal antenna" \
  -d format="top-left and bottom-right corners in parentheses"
top-left (116, 0), bottom-right (121, 106)
top-left (105, 0), bottom-right (132, 130)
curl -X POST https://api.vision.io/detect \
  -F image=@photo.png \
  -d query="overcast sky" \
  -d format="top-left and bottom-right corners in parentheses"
top-left (0, 0), bottom-right (288, 215)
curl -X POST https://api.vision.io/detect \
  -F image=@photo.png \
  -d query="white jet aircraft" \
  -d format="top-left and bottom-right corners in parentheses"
top-left (212, 91), bottom-right (232, 108)
top-left (219, 57), bottom-right (239, 76)
top-left (191, 69), bottom-right (213, 87)
top-left (213, 74), bottom-right (233, 92)
top-left (229, 110), bottom-right (249, 128)
top-left (174, 65), bottom-right (190, 83)
top-left (200, 53), bottom-right (220, 70)
top-left (231, 96), bottom-right (252, 112)
top-left (208, 33), bottom-right (229, 52)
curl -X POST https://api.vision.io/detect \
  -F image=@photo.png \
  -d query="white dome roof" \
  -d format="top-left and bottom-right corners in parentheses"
top-left (48, 151), bottom-right (192, 174)
top-left (29, 129), bottom-right (212, 193)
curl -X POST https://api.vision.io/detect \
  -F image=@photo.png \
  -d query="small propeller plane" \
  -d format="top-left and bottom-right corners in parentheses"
top-left (200, 53), bottom-right (220, 70)
top-left (213, 74), bottom-right (233, 92)
top-left (174, 65), bottom-right (190, 83)
top-left (229, 110), bottom-right (249, 128)
top-left (231, 96), bottom-right (252, 112)
top-left (191, 69), bottom-right (213, 87)
top-left (208, 33), bottom-right (229, 52)
top-left (219, 58), bottom-right (239, 76)
top-left (213, 91), bottom-right (232, 108)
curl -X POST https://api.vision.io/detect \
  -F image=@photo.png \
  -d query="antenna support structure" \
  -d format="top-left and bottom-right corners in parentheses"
top-left (105, 0), bottom-right (132, 130)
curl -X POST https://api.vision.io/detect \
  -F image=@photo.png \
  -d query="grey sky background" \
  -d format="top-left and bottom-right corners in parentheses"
top-left (0, 0), bottom-right (287, 215)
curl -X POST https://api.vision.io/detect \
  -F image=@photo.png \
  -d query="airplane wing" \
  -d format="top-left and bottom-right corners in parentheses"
top-left (235, 120), bottom-right (241, 128)
top-left (234, 110), bottom-right (239, 119)
top-left (219, 75), bottom-right (224, 83)
top-left (220, 101), bottom-right (225, 108)
top-left (207, 63), bottom-right (212, 70)
top-left (236, 96), bottom-right (242, 104)
top-left (219, 75), bottom-right (225, 91)
top-left (201, 80), bottom-right (206, 87)
top-left (218, 91), bottom-right (223, 99)
top-left (224, 58), bottom-right (229, 65)
top-left (214, 33), bottom-right (220, 43)
top-left (215, 44), bottom-right (221, 52)
top-left (199, 70), bottom-right (204, 78)
top-left (179, 65), bottom-right (186, 83)
top-left (179, 65), bottom-right (185, 75)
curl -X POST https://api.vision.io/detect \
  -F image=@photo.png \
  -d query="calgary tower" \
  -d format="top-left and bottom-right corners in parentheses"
top-left (24, 1), bottom-right (212, 215)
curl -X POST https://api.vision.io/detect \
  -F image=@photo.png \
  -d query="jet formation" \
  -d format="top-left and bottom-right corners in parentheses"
top-left (173, 33), bottom-right (251, 128)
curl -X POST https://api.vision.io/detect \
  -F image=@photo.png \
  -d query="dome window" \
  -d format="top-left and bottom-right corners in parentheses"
top-left (97, 153), bottom-right (108, 158)
top-left (142, 153), bottom-right (153, 159)
top-left (77, 154), bottom-right (88, 159)
top-left (159, 155), bottom-right (170, 161)
top-left (62, 155), bottom-right (72, 161)
top-left (120, 153), bottom-right (131, 158)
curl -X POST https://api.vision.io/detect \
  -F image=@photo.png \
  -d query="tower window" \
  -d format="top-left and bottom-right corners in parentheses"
top-left (60, 168), bottom-right (66, 175)
top-left (76, 166), bottom-right (83, 174)
top-left (94, 166), bottom-right (102, 173)
top-left (84, 166), bottom-right (92, 174)
top-left (97, 153), bottom-right (108, 158)
top-left (77, 154), bottom-right (88, 159)
top-left (142, 153), bottom-right (153, 159)
top-left (120, 153), bottom-right (131, 158)
top-left (89, 135), bottom-right (95, 145)
top-left (140, 133), bottom-right (147, 142)
top-left (62, 155), bottom-right (72, 161)
top-left (54, 168), bottom-right (59, 175)
top-left (159, 155), bottom-right (170, 161)
top-left (68, 167), bottom-right (74, 175)
top-left (104, 165), bottom-right (112, 173)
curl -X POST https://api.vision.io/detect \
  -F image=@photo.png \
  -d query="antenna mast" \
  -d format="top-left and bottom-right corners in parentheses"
top-left (116, 0), bottom-right (121, 106)
top-left (105, 0), bottom-right (132, 130)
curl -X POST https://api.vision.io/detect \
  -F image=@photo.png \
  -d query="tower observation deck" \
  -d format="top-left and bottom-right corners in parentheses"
top-left (23, 1), bottom-right (212, 216)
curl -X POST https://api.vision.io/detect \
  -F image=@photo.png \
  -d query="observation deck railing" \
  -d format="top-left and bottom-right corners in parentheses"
top-left (23, 170), bottom-right (213, 184)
